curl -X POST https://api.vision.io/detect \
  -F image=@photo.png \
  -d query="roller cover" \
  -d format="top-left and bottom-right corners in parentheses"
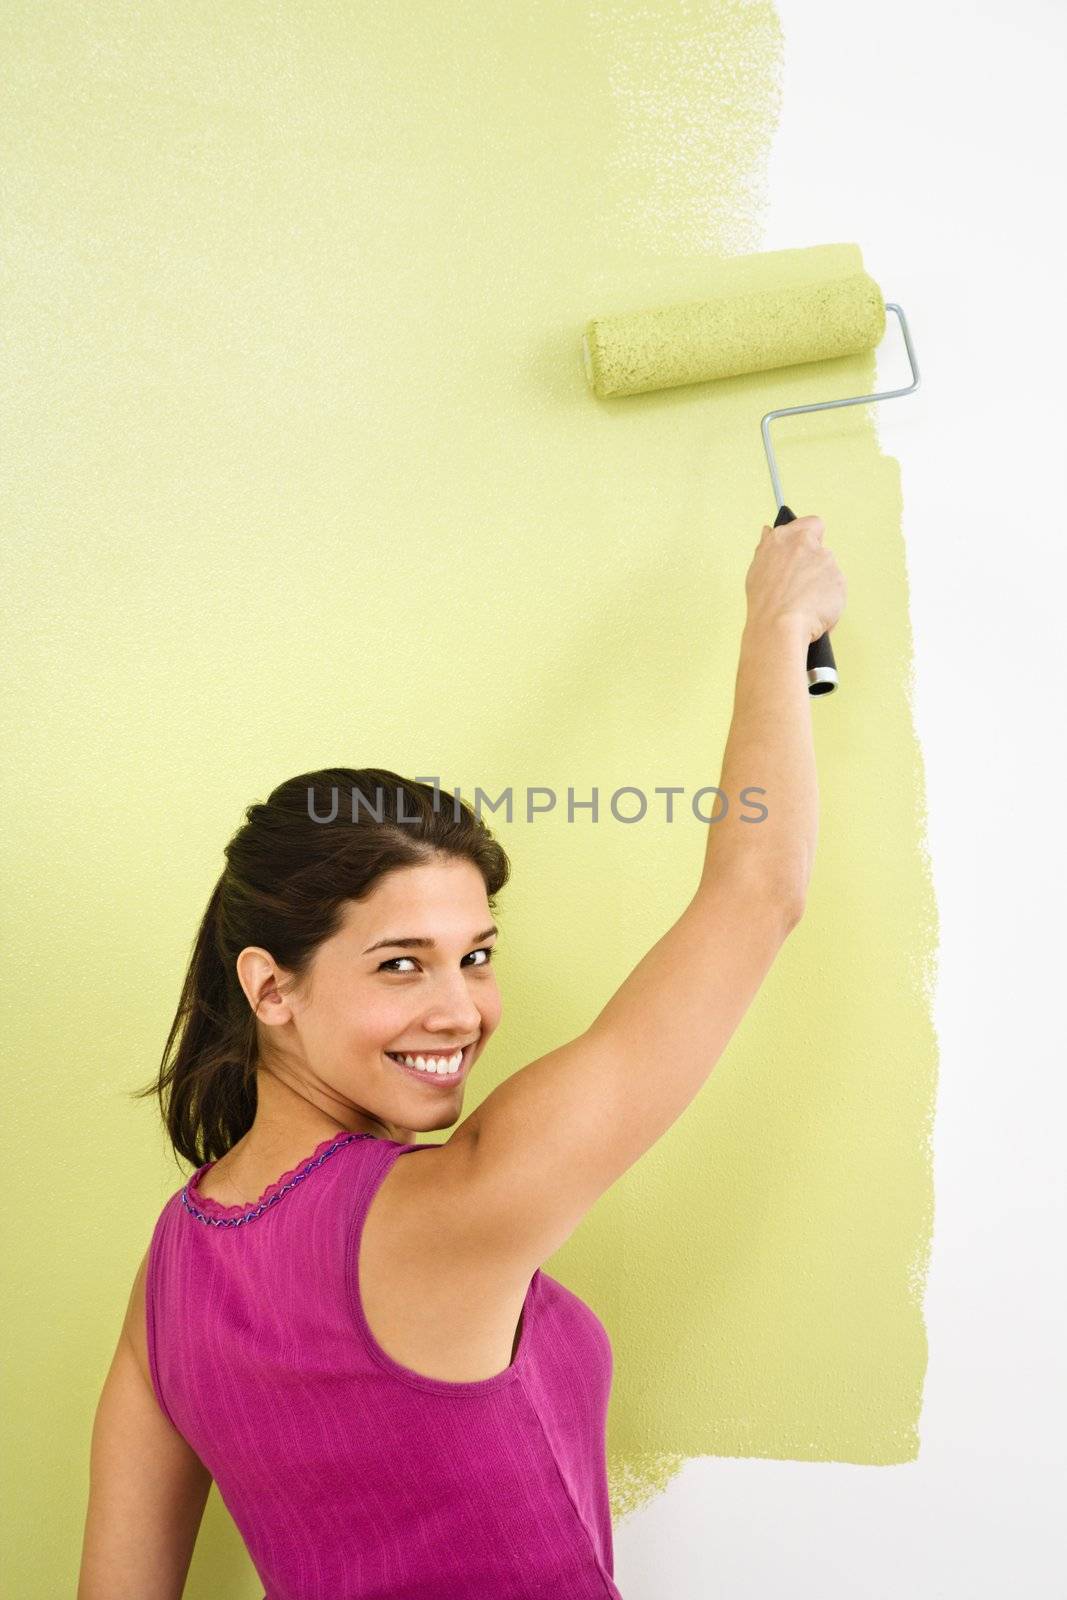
top-left (583, 259), bottom-right (885, 399)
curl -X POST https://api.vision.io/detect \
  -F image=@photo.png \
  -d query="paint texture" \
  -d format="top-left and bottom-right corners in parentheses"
top-left (583, 248), bottom-right (885, 396)
top-left (4, 0), bottom-right (937, 1590)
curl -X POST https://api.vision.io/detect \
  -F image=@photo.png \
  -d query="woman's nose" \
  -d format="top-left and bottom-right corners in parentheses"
top-left (425, 985), bottom-right (483, 1030)
top-left (423, 957), bottom-right (490, 1012)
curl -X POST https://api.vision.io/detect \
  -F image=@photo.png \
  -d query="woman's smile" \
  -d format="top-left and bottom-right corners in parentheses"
top-left (382, 1041), bottom-right (475, 1086)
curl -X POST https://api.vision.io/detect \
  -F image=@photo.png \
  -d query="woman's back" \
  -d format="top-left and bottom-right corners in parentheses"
top-left (147, 1128), bottom-right (620, 1600)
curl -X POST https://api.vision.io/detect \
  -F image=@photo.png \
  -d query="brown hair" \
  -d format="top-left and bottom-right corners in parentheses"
top-left (131, 768), bottom-right (511, 1172)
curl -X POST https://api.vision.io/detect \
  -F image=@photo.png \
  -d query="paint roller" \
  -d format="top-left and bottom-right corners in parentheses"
top-left (581, 244), bottom-right (921, 694)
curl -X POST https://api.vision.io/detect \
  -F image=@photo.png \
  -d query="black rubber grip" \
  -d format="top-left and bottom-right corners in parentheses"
top-left (773, 503), bottom-right (838, 696)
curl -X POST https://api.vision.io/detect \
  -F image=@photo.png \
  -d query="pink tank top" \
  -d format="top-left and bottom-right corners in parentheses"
top-left (147, 1129), bottom-right (622, 1600)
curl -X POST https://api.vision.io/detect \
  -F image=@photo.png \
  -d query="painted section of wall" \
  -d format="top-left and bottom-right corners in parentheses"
top-left (2, 2), bottom-right (937, 1593)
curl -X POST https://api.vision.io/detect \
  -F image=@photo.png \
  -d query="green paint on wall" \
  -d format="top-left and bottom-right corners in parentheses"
top-left (3, 0), bottom-right (937, 1586)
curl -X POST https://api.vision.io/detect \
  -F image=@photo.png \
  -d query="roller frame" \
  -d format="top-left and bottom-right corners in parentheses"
top-left (761, 302), bottom-right (921, 510)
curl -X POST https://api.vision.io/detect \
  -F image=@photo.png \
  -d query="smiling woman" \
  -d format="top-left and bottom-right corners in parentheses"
top-left (209, 853), bottom-right (507, 1157)
top-left (84, 495), bottom-right (826, 1597)
top-left (83, 769), bottom-right (620, 1599)
top-left (130, 768), bottom-right (511, 1164)
top-left (83, 570), bottom-right (812, 1597)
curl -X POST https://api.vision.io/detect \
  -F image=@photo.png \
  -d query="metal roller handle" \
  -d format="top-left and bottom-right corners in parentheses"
top-left (762, 303), bottom-right (921, 696)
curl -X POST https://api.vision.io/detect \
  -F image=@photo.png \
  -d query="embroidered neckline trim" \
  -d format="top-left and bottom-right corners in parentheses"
top-left (181, 1130), bottom-right (373, 1227)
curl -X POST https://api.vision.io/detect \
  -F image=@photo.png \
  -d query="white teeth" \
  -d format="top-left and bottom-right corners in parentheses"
top-left (389, 1050), bottom-right (464, 1074)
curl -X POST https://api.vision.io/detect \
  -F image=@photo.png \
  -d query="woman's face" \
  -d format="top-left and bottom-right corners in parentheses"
top-left (242, 856), bottom-right (503, 1139)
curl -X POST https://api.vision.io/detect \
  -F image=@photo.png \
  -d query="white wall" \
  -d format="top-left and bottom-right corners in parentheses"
top-left (613, 2), bottom-right (1067, 1594)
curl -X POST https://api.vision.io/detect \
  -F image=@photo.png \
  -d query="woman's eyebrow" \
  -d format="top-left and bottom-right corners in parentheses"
top-left (362, 925), bottom-right (499, 955)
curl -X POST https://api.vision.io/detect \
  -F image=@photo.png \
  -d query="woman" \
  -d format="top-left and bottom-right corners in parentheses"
top-left (78, 515), bottom-right (844, 1600)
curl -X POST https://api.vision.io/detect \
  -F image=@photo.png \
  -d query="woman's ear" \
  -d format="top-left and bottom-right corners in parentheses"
top-left (235, 946), bottom-right (294, 1027)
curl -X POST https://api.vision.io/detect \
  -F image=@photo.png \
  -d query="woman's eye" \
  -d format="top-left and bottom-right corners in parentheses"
top-left (378, 947), bottom-right (495, 974)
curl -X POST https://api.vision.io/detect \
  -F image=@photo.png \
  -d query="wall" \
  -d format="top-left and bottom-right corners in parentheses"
top-left (2, 1), bottom-right (1061, 1595)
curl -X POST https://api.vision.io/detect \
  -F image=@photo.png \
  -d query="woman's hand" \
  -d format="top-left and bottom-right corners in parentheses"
top-left (744, 515), bottom-right (847, 645)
